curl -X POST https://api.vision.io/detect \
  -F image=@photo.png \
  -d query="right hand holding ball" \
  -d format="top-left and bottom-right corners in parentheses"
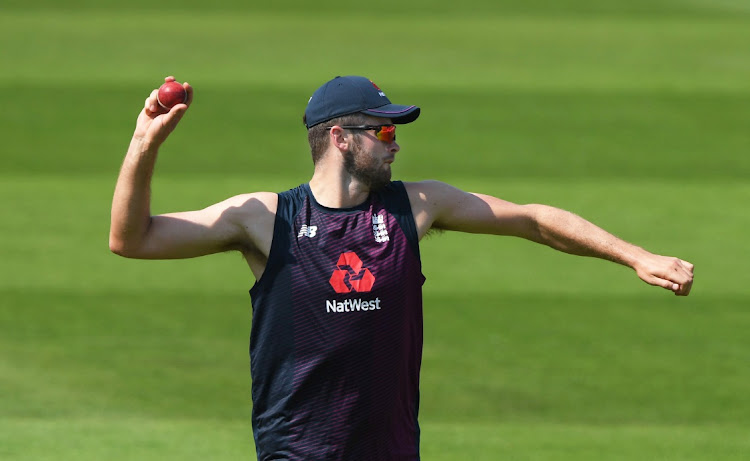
top-left (157, 79), bottom-right (188, 111)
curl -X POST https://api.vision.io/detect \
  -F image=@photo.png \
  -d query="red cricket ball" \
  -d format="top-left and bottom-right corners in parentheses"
top-left (157, 81), bottom-right (187, 111)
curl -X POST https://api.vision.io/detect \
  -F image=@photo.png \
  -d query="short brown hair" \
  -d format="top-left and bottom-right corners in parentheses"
top-left (304, 113), bottom-right (370, 164)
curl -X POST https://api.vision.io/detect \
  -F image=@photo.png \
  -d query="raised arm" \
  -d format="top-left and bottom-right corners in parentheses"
top-left (109, 77), bottom-right (276, 262)
top-left (405, 180), bottom-right (693, 296)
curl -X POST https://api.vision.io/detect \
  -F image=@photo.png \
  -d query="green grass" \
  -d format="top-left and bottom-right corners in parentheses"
top-left (2, 177), bottom-right (748, 459)
top-left (2, 420), bottom-right (748, 461)
top-left (1, 0), bottom-right (749, 459)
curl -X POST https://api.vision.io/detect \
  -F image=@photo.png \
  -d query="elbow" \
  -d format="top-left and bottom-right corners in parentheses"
top-left (518, 204), bottom-right (548, 244)
top-left (109, 217), bottom-right (152, 258)
top-left (109, 235), bottom-right (128, 257)
top-left (109, 234), bottom-right (138, 258)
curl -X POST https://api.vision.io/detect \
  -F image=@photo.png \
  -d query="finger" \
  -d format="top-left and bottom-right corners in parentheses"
top-left (672, 284), bottom-right (688, 296)
top-left (645, 272), bottom-right (688, 295)
top-left (644, 274), bottom-right (677, 291)
top-left (162, 103), bottom-right (189, 129)
top-left (664, 258), bottom-right (693, 285)
top-left (672, 259), bottom-right (693, 278)
top-left (183, 81), bottom-right (194, 106)
top-left (679, 259), bottom-right (695, 273)
top-left (675, 283), bottom-right (692, 296)
top-left (666, 270), bottom-right (693, 296)
top-left (144, 89), bottom-right (159, 114)
top-left (675, 276), bottom-right (693, 296)
top-left (665, 274), bottom-right (691, 295)
top-left (165, 75), bottom-right (175, 83)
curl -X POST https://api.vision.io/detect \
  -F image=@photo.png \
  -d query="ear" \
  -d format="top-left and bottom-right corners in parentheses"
top-left (328, 125), bottom-right (351, 152)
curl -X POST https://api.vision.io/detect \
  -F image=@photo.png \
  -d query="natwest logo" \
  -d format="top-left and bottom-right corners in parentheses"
top-left (329, 251), bottom-right (375, 293)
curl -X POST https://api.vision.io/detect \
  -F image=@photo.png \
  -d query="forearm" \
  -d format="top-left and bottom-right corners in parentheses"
top-left (529, 204), bottom-right (647, 269)
top-left (109, 136), bottom-right (158, 255)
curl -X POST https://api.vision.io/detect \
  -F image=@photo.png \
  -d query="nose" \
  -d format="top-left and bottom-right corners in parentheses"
top-left (388, 141), bottom-right (400, 154)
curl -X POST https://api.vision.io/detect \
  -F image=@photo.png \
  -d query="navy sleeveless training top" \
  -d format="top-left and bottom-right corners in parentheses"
top-left (248, 181), bottom-right (425, 460)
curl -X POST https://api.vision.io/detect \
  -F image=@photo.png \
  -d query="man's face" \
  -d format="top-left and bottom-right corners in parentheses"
top-left (343, 118), bottom-right (399, 191)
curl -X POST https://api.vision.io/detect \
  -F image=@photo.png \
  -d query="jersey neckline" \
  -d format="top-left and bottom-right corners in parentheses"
top-left (302, 183), bottom-right (373, 214)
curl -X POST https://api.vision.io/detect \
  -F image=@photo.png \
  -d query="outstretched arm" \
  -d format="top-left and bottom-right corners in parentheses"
top-left (405, 180), bottom-right (694, 296)
top-left (109, 77), bottom-right (275, 261)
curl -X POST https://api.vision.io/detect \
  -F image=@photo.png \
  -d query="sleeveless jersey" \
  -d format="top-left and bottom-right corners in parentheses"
top-left (248, 182), bottom-right (425, 461)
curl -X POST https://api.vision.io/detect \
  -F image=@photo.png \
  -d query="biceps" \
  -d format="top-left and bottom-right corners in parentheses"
top-left (137, 209), bottom-right (243, 259)
top-left (436, 192), bottom-right (539, 239)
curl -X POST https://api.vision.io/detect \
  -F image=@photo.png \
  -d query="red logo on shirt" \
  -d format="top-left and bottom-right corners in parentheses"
top-left (329, 252), bottom-right (375, 293)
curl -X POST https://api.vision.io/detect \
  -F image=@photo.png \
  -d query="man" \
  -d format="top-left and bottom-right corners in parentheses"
top-left (110, 75), bottom-right (694, 460)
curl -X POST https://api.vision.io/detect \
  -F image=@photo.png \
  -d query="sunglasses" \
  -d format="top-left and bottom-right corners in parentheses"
top-left (327, 125), bottom-right (397, 143)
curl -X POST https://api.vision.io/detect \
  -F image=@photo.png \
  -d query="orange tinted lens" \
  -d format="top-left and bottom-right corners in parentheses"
top-left (376, 125), bottom-right (396, 142)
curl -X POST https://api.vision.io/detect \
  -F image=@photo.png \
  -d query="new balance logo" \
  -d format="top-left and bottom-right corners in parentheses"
top-left (329, 251), bottom-right (375, 293)
top-left (297, 225), bottom-right (317, 238)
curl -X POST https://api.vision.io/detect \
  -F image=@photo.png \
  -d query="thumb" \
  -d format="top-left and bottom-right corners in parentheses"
top-left (640, 272), bottom-right (679, 292)
top-left (162, 103), bottom-right (189, 130)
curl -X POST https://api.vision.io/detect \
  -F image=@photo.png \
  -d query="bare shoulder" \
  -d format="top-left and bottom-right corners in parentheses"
top-left (181, 191), bottom-right (278, 264)
top-left (218, 191), bottom-right (278, 216)
top-left (403, 180), bottom-right (461, 207)
top-left (402, 180), bottom-right (466, 238)
top-left (215, 191), bottom-right (278, 241)
top-left (403, 179), bottom-right (454, 194)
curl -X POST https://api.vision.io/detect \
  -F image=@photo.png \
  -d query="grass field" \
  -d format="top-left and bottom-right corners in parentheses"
top-left (1, 1), bottom-right (749, 460)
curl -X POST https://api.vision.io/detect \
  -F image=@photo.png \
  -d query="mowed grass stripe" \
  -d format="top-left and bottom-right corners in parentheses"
top-left (5, 0), bottom-right (750, 16)
top-left (1, 419), bottom-right (748, 461)
top-left (0, 418), bottom-right (252, 461)
top-left (0, 176), bottom-right (744, 295)
top-left (1, 11), bottom-right (749, 91)
top-left (2, 86), bottom-right (748, 179)
top-left (420, 421), bottom-right (750, 460)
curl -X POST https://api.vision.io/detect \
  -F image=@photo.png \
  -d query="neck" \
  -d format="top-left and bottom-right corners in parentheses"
top-left (309, 160), bottom-right (371, 209)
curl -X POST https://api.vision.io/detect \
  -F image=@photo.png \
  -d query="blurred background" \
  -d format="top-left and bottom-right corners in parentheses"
top-left (1, 1), bottom-right (748, 459)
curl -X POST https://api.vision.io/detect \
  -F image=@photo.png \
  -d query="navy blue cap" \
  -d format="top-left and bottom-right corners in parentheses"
top-left (304, 76), bottom-right (420, 128)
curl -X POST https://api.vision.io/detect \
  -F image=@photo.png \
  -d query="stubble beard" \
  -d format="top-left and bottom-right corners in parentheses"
top-left (343, 137), bottom-right (391, 191)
